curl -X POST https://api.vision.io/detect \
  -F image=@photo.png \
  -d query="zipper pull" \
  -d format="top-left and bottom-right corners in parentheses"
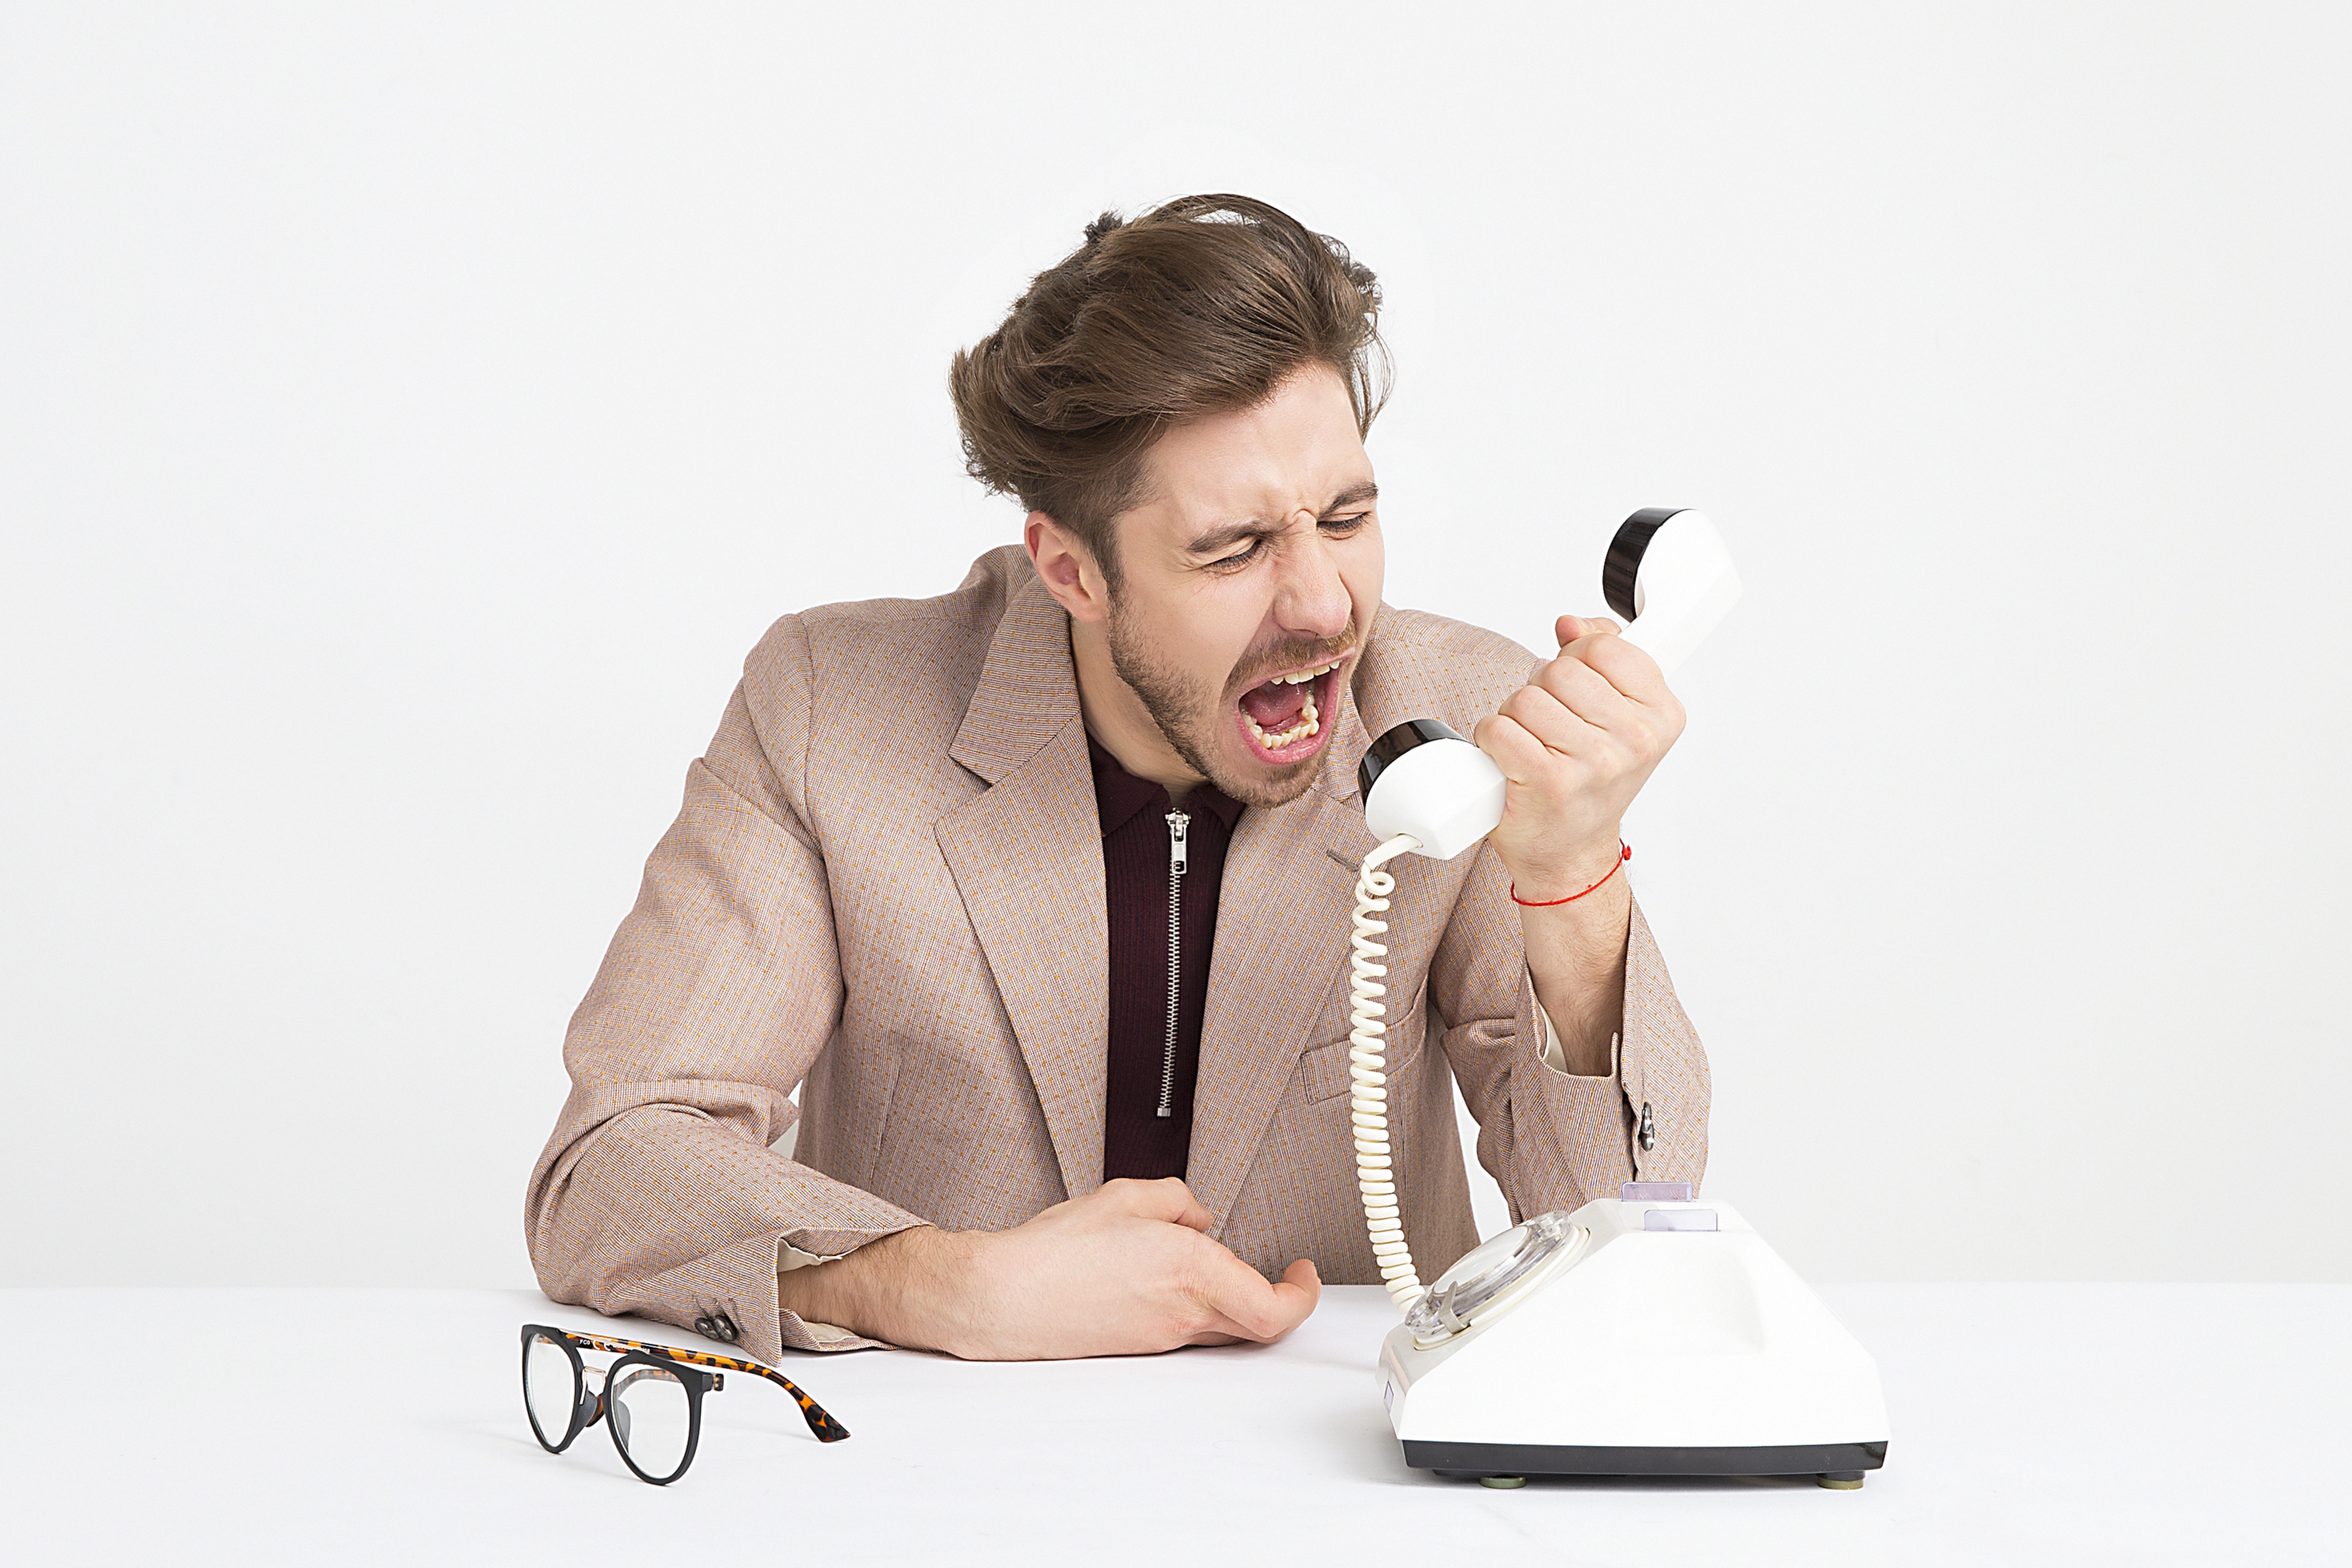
top-left (1166, 810), bottom-right (1190, 875)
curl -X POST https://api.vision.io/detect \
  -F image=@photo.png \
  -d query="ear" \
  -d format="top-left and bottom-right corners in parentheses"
top-left (1024, 512), bottom-right (1113, 625)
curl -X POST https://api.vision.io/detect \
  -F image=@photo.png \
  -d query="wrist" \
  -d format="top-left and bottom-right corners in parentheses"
top-left (779, 1224), bottom-right (973, 1353)
top-left (1508, 834), bottom-right (1630, 907)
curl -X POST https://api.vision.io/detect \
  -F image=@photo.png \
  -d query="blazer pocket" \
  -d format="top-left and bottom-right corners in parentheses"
top-left (1280, 980), bottom-right (1429, 1106)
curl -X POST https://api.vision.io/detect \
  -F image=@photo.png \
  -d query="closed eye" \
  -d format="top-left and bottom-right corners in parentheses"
top-left (1201, 511), bottom-right (1371, 572)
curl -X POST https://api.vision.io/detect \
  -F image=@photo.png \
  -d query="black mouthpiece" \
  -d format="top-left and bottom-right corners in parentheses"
top-left (1357, 718), bottom-right (1466, 800)
top-left (1602, 508), bottom-right (1686, 624)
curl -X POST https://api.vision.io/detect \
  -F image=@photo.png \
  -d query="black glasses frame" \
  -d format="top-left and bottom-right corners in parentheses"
top-left (520, 1323), bottom-right (849, 1486)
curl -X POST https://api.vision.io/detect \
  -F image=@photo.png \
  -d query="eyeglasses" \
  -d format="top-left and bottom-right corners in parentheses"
top-left (520, 1323), bottom-right (850, 1485)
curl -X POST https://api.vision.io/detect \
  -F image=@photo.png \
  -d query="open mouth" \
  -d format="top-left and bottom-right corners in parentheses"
top-left (1234, 656), bottom-right (1346, 764)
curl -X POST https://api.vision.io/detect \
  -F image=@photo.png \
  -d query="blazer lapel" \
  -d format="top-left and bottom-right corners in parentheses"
top-left (934, 573), bottom-right (1108, 1203)
top-left (1184, 671), bottom-right (1381, 1238)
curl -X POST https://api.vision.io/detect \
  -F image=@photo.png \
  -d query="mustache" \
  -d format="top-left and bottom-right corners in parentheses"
top-left (1225, 620), bottom-right (1358, 699)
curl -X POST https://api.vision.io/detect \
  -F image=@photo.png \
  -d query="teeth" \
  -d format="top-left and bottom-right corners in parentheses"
top-left (1271, 658), bottom-right (1342, 686)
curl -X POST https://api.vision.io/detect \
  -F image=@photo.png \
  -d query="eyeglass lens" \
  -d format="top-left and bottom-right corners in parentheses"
top-left (608, 1363), bottom-right (693, 1481)
top-left (523, 1331), bottom-right (580, 1450)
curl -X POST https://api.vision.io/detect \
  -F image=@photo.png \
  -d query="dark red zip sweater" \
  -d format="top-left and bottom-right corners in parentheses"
top-left (1088, 733), bottom-right (1245, 1183)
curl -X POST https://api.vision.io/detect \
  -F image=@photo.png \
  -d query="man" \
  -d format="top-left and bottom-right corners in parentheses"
top-left (525, 194), bottom-right (1709, 1363)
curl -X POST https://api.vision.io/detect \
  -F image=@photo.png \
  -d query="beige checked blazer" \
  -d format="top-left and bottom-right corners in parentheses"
top-left (525, 546), bottom-right (1710, 1361)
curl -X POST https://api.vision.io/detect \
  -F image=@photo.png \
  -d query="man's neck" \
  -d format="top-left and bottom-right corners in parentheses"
top-left (1068, 617), bottom-right (1204, 800)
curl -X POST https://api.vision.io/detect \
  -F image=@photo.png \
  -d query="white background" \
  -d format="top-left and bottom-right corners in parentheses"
top-left (3, 3), bottom-right (2345, 1289)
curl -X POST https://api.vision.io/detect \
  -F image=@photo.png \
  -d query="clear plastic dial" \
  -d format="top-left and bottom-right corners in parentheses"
top-left (1403, 1210), bottom-right (1588, 1345)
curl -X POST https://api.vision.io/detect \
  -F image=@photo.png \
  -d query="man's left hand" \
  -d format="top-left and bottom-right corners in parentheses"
top-left (1473, 614), bottom-right (1686, 901)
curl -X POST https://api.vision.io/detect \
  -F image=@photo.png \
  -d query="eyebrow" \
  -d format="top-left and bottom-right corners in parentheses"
top-left (1183, 482), bottom-right (1380, 556)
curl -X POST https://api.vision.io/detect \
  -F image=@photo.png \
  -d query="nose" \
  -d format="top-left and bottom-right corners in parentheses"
top-left (1269, 510), bottom-right (1352, 642)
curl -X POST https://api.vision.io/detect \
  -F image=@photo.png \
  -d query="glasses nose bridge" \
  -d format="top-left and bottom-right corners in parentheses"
top-left (578, 1363), bottom-right (610, 1428)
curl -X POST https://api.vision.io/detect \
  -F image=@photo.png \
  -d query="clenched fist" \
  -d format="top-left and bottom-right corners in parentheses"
top-left (1474, 615), bottom-right (1686, 900)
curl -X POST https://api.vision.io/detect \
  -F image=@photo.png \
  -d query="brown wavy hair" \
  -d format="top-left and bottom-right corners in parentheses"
top-left (950, 194), bottom-right (1389, 587)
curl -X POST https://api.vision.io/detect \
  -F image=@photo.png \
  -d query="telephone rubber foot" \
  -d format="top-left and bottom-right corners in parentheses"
top-left (1817, 1472), bottom-right (1865, 1490)
top-left (1479, 1476), bottom-right (1527, 1490)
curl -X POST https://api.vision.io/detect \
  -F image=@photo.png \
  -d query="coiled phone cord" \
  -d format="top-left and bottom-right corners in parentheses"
top-left (1350, 832), bottom-right (1429, 1313)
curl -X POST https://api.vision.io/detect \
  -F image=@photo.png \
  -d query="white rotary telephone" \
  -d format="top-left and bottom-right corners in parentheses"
top-left (1345, 510), bottom-right (1891, 1490)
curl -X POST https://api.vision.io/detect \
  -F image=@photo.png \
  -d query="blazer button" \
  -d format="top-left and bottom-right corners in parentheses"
top-left (707, 1312), bottom-right (740, 1344)
top-left (1637, 1101), bottom-right (1656, 1152)
top-left (692, 1314), bottom-right (717, 1339)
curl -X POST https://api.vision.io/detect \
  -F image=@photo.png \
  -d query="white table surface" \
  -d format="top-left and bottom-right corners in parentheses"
top-left (4, 1283), bottom-right (2342, 1566)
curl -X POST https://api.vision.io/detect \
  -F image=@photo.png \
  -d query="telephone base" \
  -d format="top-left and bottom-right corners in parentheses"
top-left (1414, 1438), bottom-right (1888, 1480)
top-left (1378, 1198), bottom-right (1892, 1485)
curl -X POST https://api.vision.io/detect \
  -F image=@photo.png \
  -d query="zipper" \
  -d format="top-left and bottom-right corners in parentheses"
top-left (1157, 809), bottom-right (1190, 1118)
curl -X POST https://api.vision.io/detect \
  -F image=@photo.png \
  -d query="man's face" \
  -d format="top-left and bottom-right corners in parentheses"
top-left (1102, 365), bottom-right (1384, 809)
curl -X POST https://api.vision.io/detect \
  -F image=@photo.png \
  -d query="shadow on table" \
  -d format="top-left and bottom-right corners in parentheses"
top-left (1425, 1471), bottom-right (1825, 1493)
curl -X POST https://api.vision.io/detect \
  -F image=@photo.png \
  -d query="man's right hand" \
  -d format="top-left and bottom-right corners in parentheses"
top-left (772, 1177), bottom-right (1322, 1360)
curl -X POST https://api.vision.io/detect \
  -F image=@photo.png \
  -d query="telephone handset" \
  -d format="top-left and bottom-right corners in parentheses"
top-left (1343, 509), bottom-right (1743, 1308)
top-left (1356, 508), bottom-right (1742, 861)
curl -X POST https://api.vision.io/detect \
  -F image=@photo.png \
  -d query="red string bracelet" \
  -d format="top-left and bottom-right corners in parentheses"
top-left (1509, 841), bottom-right (1632, 907)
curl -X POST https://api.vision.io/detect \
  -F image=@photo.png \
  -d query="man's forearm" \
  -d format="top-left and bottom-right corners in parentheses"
top-left (773, 1180), bottom-right (1322, 1361)
top-left (777, 1225), bottom-right (969, 1355)
top-left (1519, 861), bottom-right (1632, 1078)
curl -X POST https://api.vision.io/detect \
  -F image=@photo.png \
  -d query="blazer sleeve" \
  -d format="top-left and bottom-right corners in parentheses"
top-left (1429, 843), bottom-right (1711, 1221)
top-left (524, 616), bottom-right (926, 1362)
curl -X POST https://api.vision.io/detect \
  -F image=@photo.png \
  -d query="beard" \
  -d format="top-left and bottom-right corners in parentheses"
top-left (1104, 600), bottom-right (1356, 810)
